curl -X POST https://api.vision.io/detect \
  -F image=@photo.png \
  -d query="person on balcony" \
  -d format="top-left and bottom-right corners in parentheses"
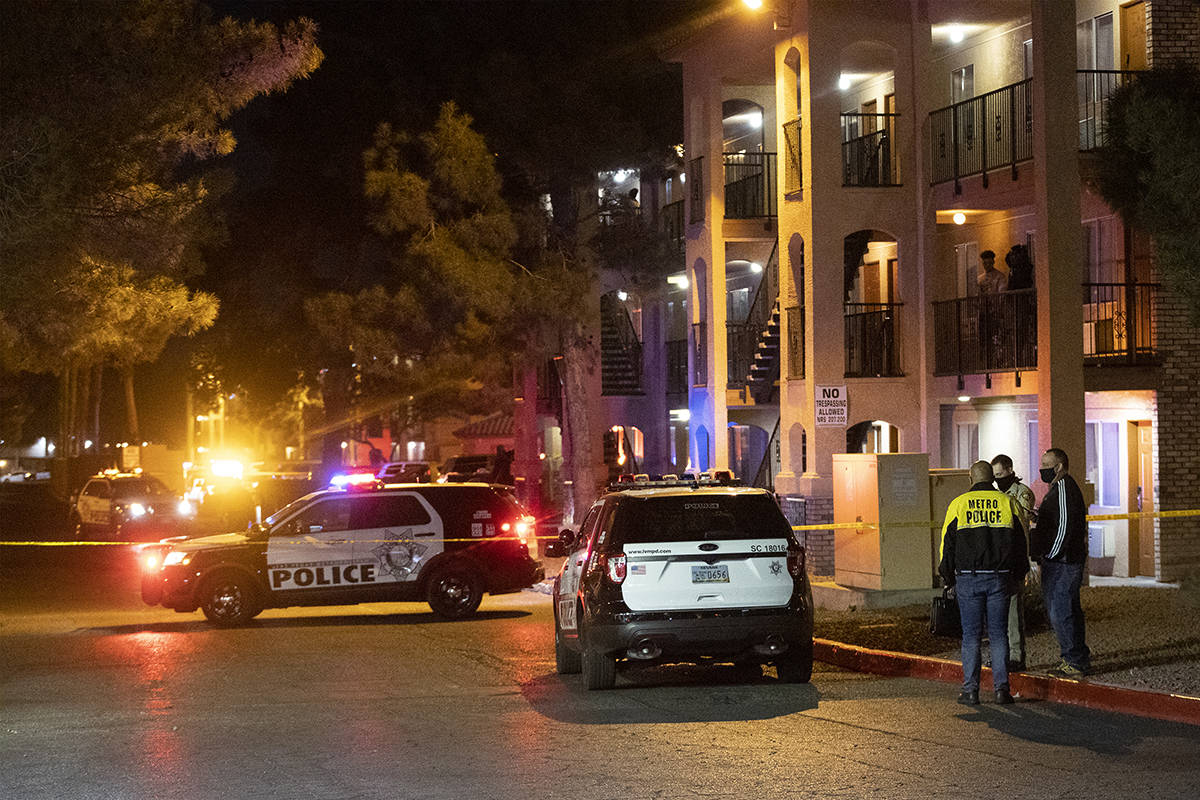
top-left (1005, 245), bottom-right (1034, 291)
top-left (977, 250), bottom-right (1007, 295)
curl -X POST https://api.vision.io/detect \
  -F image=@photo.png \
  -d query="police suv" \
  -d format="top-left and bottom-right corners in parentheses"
top-left (548, 479), bottom-right (813, 690)
top-left (74, 470), bottom-right (193, 541)
top-left (140, 480), bottom-right (544, 626)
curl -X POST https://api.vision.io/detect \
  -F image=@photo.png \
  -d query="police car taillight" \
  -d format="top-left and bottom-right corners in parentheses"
top-left (787, 545), bottom-right (805, 578)
top-left (601, 553), bottom-right (627, 584)
top-left (501, 515), bottom-right (538, 557)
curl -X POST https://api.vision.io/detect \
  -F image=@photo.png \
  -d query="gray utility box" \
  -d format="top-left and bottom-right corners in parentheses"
top-left (832, 453), bottom-right (932, 592)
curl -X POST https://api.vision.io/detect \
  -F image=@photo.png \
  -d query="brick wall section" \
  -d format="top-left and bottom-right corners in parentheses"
top-left (781, 494), bottom-right (835, 577)
top-left (1147, 0), bottom-right (1200, 69)
top-left (1148, 0), bottom-right (1200, 580)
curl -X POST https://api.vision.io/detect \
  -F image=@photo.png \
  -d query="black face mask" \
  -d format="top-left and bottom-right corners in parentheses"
top-left (996, 474), bottom-right (1017, 492)
top-left (1040, 467), bottom-right (1057, 484)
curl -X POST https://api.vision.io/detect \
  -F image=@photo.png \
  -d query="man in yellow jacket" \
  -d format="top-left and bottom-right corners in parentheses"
top-left (939, 461), bottom-right (1030, 706)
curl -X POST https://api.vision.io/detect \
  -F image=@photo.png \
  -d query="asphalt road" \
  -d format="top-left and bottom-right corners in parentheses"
top-left (2, 550), bottom-right (1199, 800)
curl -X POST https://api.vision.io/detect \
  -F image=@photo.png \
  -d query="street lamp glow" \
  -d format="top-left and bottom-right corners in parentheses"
top-left (742, 0), bottom-right (764, 9)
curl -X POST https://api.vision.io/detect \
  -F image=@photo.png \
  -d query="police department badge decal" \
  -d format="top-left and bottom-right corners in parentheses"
top-left (769, 560), bottom-right (783, 576)
top-left (373, 529), bottom-right (429, 579)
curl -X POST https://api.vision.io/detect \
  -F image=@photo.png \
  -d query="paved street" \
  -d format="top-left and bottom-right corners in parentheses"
top-left (1, 549), bottom-right (1198, 800)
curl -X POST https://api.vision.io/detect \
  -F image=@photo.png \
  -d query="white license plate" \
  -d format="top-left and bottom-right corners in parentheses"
top-left (691, 565), bottom-right (729, 583)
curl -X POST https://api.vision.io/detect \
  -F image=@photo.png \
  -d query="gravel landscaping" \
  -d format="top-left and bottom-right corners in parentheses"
top-left (813, 580), bottom-right (1200, 697)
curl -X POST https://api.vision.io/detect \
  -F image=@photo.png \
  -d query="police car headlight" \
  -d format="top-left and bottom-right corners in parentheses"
top-left (127, 502), bottom-right (147, 518)
top-left (162, 551), bottom-right (191, 567)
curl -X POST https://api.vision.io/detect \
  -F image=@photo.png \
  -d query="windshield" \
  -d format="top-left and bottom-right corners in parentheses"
top-left (609, 494), bottom-right (792, 546)
top-left (265, 492), bottom-right (325, 525)
top-left (112, 477), bottom-right (171, 499)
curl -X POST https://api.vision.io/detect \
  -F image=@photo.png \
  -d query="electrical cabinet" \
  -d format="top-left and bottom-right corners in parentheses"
top-left (832, 453), bottom-right (932, 591)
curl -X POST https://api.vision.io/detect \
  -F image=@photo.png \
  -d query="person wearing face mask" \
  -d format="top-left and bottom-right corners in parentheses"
top-left (1031, 447), bottom-right (1091, 677)
top-left (990, 454), bottom-right (1035, 671)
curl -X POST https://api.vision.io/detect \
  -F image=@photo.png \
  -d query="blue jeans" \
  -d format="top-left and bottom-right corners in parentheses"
top-left (1042, 560), bottom-right (1091, 669)
top-left (956, 573), bottom-right (1011, 692)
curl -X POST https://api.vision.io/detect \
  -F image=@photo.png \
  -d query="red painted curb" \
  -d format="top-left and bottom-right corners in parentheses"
top-left (814, 638), bottom-right (1200, 727)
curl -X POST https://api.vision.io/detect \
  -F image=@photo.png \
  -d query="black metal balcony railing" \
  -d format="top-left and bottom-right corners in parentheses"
top-left (844, 302), bottom-right (903, 378)
top-left (726, 244), bottom-right (779, 389)
top-left (932, 289), bottom-right (1037, 376)
top-left (1078, 70), bottom-right (1139, 152)
top-left (692, 321), bottom-right (707, 385)
top-left (783, 117), bottom-right (803, 195)
top-left (666, 338), bottom-right (688, 396)
top-left (660, 199), bottom-right (685, 255)
top-left (929, 78), bottom-right (1032, 190)
top-left (786, 305), bottom-right (804, 379)
top-left (688, 156), bottom-right (704, 224)
top-left (840, 113), bottom-right (901, 187)
top-left (1082, 282), bottom-right (1159, 363)
top-left (723, 152), bottom-right (777, 219)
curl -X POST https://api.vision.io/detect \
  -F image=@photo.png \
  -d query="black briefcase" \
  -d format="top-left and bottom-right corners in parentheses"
top-left (930, 588), bottom-right (961, 637)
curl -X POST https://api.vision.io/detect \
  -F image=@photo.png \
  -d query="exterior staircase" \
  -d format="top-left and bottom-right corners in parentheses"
top-left (744, 300), bottom-right (781, 404)
top-left (600, 292), bottom-right (643, 396)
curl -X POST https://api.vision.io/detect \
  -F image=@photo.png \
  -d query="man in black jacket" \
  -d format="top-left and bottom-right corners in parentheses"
top-left (939, 461), bottom-right (1029, 705)
top-left (1031, 447), bottom-right (1091, 677)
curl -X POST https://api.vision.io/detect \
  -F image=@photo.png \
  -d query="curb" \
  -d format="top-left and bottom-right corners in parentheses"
top-left (814, 638), bottom-right (1200, 727)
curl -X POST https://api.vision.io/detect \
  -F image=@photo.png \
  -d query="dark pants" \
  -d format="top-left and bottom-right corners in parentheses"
top-left (956, 572), bottom-right (1011, 692)
top-left (1042, 560), bottom-right (1090, 669)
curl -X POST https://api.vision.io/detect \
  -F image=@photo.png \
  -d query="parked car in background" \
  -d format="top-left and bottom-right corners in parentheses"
top-left (73, 470), bottom-right (194, 541)
top-left (377, 461), bottom-right (437, 483)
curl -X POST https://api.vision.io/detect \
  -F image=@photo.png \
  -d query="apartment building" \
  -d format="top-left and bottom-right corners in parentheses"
top-left (660, 0), bottom-right (1199, 581)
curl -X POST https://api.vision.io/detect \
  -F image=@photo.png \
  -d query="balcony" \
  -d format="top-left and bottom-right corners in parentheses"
top-left (933, 290), bottom-right (1037, 377)
top-left (929, 71), bottom-right (1141, 189)
top-left (666, 339), bottom-right (688, 398)
top-left (841, 113), bottom-right (901, 187)
top-left (845, 302), bottom-right (903, 378)
top-left (929, 78), bottom-right (1031, 190)
top-left (1078, 70), bottom-right (1139, 152)
top-left (1082, 282), bottom-right (1159, 364)
top-left (723, 152), bottom-right (777, 219)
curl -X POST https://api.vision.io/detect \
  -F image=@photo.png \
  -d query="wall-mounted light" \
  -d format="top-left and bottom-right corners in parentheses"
top-left (667, 274), bottom-right (689, 290)
top-left (953, 211), bottom-right (966, 225)
top-left (949, 25), bottom-right (965, 44)
top-left (617, 290), bottom-right (628, 301)
top-left (957, 395), bottom-right (971, 403)
top-left (742, 0), bottom-right (764, 9)
top-left (838, 74), bottom-right (851, 91)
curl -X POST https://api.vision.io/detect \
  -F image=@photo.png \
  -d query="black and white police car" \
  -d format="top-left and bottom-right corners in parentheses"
top-left (548, 477), bottom-right (813, 689)
top-left (139, 477), bottom-right (544, 626)
top-left (73, 470), bottom-right (194, 541)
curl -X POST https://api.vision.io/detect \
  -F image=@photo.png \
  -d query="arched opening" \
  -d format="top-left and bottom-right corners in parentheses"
top-left (722, 98), bottom-right (765, 153)
top-left (786, 233), bottom-right (805, 379)
top-left (843, 229), bottom-right (901, 377)
top-left (846, 420), bottom-right (900, 454)
top-left (782, 47), bottom-right (803, 194)
top-left (721, 98), bottom-right (774, 219)
top-left (728, 423), bottom-right (771, 487)
top-left (838, 40), bottom-right (899, 186)
top-left (788, 422), bottom-right (807, 474)
top-left (694, 425), bottom-right (710, 472)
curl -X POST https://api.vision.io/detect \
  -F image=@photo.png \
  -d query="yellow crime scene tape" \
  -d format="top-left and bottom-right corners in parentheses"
top-left (2, 509), bottom-right (1198, 547)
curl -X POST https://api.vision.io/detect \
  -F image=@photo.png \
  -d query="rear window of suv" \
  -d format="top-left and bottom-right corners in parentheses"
top-left (607, 494), bottom-right (792, 546)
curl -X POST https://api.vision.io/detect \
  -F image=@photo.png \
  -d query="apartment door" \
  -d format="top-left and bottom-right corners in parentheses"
top-left (1120, 2), bottom-right (1147, 71)
top-left (861, 99), bottom-right (877, 134)
top-left (1127, 420), bottom-right (1155, 576)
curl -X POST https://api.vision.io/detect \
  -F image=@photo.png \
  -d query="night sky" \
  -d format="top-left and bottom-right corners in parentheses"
top-left (123, 0), bottom-right (704, 447)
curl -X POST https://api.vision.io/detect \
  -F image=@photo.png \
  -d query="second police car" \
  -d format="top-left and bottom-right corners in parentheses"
top-left (548, 477), bottom-right (814, 689)
top-left (140, 478), bottom-right (544, 625)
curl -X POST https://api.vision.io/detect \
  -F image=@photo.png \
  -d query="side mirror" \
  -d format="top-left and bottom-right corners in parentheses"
top-left (544, 528), bottom-right (576, 558)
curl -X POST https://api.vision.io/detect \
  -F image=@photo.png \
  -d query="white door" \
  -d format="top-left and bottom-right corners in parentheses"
top-left (351, 492), bottom-right (442, 585)
top-left (266, 497), bottom-right (357, 591)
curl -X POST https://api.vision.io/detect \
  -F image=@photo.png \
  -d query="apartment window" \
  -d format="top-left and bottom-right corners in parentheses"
top-left (956, 422), bottom-right (978, 468)
top-left (955, 242), bottom-right (980, 298)
top-left (1085, 421), bottom-right (1120, 507)
top-left (951, 65), bottom-right (974, 104)
top-left (1077, 13), bottom-right (1114, 70)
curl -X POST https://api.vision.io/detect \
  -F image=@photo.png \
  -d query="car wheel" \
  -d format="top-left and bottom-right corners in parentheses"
top-left (426, 564), bottom-right (483, 620)
top-left (775, 639), bottom-right (813, 684)
top-left (582, 645), bottom-right (617, 690)
top-left (200, 573), bottom-right (260, 627)
top-left (555, 625), bottom-right (582, 675)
